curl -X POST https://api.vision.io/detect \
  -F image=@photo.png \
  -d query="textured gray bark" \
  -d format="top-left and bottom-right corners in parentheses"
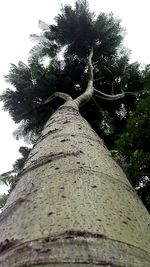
top-left (0, 50), bottom-right (150, 266)
top-left (0, 102), bottom-right (150, 267)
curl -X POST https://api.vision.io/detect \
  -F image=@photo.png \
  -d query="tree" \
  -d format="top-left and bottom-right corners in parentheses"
top-left (0, 146), bottom-right (31, 208)
top-left (115, 84), bottom-right (150, 211)
top-left (0, 1), bottom-right (150, 266)
top-left (1, 1), bottom-right (143, 143)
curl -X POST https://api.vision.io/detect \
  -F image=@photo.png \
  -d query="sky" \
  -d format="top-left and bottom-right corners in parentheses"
top-left (0, 0), bottom-right (150, 194)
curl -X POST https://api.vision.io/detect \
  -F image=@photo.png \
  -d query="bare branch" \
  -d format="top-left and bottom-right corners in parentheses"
top-left (111, 82), bottom-right (114, 95)
top-left (92, 97), bottom-right (105, 115)
top-left (74, 48), bottom-right (94, 107)
top-left (94, 88), bottom-right (144, 101)
top-left (44, 92), bottom-right (72, 104)
top-left (103, 65), bottom-right (113, 74)
top-left (93, 76), bottom-right (104, 82)
top-left (94, 88), bottom-right (125, 101)
top-left (124, 91), bottom-right (143, 96)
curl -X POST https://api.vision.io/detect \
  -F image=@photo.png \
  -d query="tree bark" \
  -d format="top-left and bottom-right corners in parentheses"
top-left (0, 101), bottom-right (150, 266)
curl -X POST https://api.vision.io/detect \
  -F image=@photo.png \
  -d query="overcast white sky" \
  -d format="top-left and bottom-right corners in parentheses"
top-left (0, 0), bottom-right (150, 194)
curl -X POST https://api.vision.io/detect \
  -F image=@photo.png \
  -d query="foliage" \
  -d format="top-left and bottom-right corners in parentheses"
top-left (1, 60), bottom-right (61, 141)
top-left (136, 178), bottom-right (150, 212)
top-left (115, 94), bottom-right (150, 211)
top-left (0, 146), bottom-right (31, 208)
top-left (13, 146), bottom-right (31, 172)
top-left (0, 194), bottom-right (8, 209)
top-left (1, 0), bottom-right (143, 144)
top-left (0, 171), bottom-right (15, 209)
top-left (0, 174), bottom-right (15, 187)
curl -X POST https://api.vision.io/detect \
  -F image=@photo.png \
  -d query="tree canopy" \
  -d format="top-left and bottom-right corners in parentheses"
top-left (1, 0), bottom-right (143, 143)
top-left (115, 82), bottom-right (150, 211)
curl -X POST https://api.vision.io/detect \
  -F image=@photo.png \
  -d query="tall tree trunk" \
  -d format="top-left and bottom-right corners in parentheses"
top-left (0, 102), bottom-right (150, 266)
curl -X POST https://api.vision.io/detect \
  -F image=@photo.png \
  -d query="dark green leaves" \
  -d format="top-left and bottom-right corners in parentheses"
top-left (115, 94), bottom-right (150, 211)
top-left (0, 194), bottom-right (8, 209)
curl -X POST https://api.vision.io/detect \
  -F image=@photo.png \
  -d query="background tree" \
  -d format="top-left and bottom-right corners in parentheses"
top-left (115, 70), bottom-right (150, 211)
top-left (0, 146), bottom-right (31, 208)
top-left (1, 0), bottom-right (143, 144)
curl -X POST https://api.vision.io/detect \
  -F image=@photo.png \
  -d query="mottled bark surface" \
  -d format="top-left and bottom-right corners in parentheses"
top-left (0, 104), bottom-right (150, 266)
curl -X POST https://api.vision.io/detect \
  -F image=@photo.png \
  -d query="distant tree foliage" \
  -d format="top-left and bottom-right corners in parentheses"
top-left (13, 146), bottom-right (31, 172)
top-left (0, 147), bottom-right (31, 208)
top-left (0, 193), bottom-right (8, 209)
top-left (115, 92), bottom-right (150, 211)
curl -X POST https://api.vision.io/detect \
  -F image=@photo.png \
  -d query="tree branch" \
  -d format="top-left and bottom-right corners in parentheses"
top-left (124, 91), bottom-right (143, 96)
top-left (94, 88), bottom-right (125, 101)
top-left (74, 48), bottom-right (94, 107)
top-left (44, 92), bottom-right (72, 104)
top-left (93, 76), bottom-right (104, 82)
top-left (94, 87), bottom-right (144, 101)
